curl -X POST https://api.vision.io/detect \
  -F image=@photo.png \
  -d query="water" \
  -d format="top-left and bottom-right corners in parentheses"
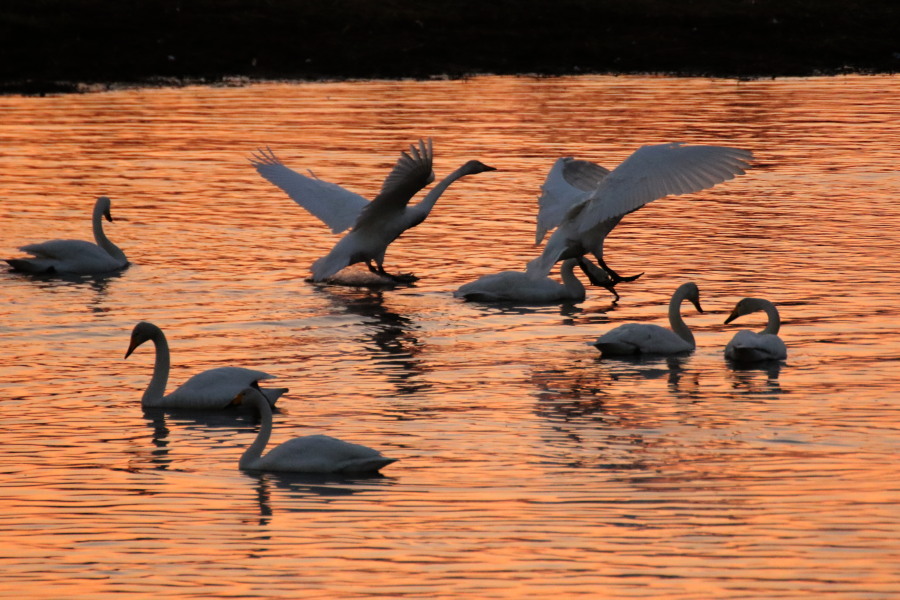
top-left (1, 75), bottom-right (899, 598)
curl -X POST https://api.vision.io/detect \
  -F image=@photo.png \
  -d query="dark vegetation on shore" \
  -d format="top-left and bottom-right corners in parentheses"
top-left (1, 0), bottom-right (897, 94)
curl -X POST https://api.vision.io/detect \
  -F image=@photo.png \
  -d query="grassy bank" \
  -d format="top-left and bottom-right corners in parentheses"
top-left (1, 0), bottom-right (897, 93)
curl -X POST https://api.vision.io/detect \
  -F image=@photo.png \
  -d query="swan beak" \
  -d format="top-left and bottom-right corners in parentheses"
top-left (124, 341), bottom-right (138, 359)
top-left (724, 309), bottom-right (739, 324)
top-left (692, 299), bottom-right (705, 314)
top-left (483, 164), bottom-right (497, 171)
top-left (104, 209), bottom-right (114, 223)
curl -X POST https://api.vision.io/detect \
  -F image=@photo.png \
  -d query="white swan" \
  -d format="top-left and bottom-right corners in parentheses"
top-left (237, 386), bottom-right (397, 474)
top-left (5, 196), bottom-right (129, 275)
top-left (455, 258), bottom-right (594, 303)
top-left (724, 297), bottom-right (788, 362)
top-left (528, 144), bottom-right (753, 288)
top-left (590, 281), bottom-right (704, 356)
top-left (250, 139), bottom-right (495, 282)
top-left (125, 322), bottom-right (287, 410)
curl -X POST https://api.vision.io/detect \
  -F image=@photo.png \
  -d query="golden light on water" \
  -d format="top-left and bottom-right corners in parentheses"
top-left (1, 75), bottom-right (899, 598)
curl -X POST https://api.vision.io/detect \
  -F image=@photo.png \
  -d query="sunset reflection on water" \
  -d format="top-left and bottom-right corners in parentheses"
top-left (1, 75), bottom-right (899, 598)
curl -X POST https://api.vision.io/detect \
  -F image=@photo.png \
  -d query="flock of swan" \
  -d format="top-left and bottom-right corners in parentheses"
top-left (5, 139), bottom-right (787, 476)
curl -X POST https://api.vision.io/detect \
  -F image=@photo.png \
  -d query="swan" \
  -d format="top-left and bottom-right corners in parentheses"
top-left (125, 321), bottom-right (287, 410)
top-left (455, 257), bottom-right (597, 303)
top-left (236, 386), bottom-right (397, 474)
top-left (590, 281), bottom-right (704, 356)
top-left (250, 139), bottom-right (495, 282)
top-left (528, 144), bottom-right (753, 289)
top-left (724, 297), bottom-right (788, 362)
top-left (5, 196), bottom-right (129, 275)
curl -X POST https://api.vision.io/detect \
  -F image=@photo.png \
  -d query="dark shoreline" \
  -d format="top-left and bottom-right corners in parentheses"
top-left (2, 0), bottom-right (897, 95)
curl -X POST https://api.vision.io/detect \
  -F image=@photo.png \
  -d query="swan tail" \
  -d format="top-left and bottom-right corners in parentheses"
top-left (341, 457), bottom-right (398, 475)
top-left (310, 249), bottom-right (352, 282)
top-left (262, 387), bottom-right (289, 407)
top-left (5, 258), bottom-right (53, 273)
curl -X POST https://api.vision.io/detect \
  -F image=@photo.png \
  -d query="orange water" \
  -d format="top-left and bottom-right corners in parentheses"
top-left (1, 75), bottom-right (898, 598)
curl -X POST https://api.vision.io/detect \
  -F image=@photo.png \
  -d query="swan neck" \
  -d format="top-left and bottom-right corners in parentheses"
top-left (142, 329), bottom-right (170, 407)
top-left (239, 397), bottom-right (273, 469)
top-left (413, 165), bottom-right (469, 216)
top-left (92, 201), bottom-right (126, 260)
top-left (760, 301), bottom-right (781, 335)
top-left (668, 288), bottom-right (695, 346)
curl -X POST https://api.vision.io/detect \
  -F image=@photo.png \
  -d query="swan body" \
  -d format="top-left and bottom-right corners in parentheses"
top-left (454, 258), bottom-right (590, 303)
top-left (6, 196), bottom-right (128, 275)
top-left (724, 297), bottom-right (787, 362)
top-left (237, 387), bottom-right (397, 474)
top-left (591, 281), bottom-right (703, 356)
top-left (528, 144), bottom-right (753, 285)
top-left (251, 140), bottom-right (495, 282)
top-left (125, 321), bottom-right (287, 410)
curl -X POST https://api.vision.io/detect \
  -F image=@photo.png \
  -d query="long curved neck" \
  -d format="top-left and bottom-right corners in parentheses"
top-left (92, 201), bottom-right (126, 261)
top-left (142, 329), bottom-right (171, 407)
top-left (668, 288), bottom-right (695, 346)
top-left (411, 165), bottom-right (471, 220)
top-left (559, 260), bottom-right (585, 297)
top-left (756, 299), bottom-right (781, 335)
top-left (239, 396), bottom-right (273, 469)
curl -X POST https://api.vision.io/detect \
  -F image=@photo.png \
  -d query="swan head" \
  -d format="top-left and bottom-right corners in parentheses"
top-left (460, 160), bottom-right (497, 176)
top-left (125, 321), bottom-right (161, 358)
top-left (679, 281), bottom-right (704, 313)
top-left (724, 297), bottom-right (768, 324)
top-left (97, 196), bottom-right (114, 222)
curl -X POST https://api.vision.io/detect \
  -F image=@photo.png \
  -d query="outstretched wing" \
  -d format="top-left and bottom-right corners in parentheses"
top-left (576, 143), bottom-right (753, 235)
top-left (354, 139), bottom-right (435, 230)
top-left (536, 157), bottom-right (610, 244)
top-left (250, 147), bottom-right (370, 234)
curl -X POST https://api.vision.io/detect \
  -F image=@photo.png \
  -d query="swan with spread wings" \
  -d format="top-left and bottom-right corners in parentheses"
top-left (251, 139), bottom-right (495, 282)
top-left (528, 143), bottom-right (753, 291)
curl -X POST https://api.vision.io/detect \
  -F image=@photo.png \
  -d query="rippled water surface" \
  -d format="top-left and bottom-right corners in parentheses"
top-left (1, 75), bottom-right (899, 598)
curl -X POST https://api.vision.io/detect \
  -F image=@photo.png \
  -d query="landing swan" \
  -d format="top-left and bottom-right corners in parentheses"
top-left (724, 297), bottom-right (788, 362)
top-left (237, 386), bottom-right (397, 474)
top-left (591, 281), bottom-right (704, 356)
top-left (455, 257), bottom-right (599, 304)
top-left (125, 321), bottom-right (287, 410)
top-left (528, 144), bottom-right (752, 289)
top-left (251, 139), bottom-right (495, 282)
top-left (5, 196), bottom-right (129, 275)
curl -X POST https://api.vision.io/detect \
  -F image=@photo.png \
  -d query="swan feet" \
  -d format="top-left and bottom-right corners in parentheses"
top-left (387, 272), bottom-right (419, 283)
top-left (366, 261), bottom-right (419, 284)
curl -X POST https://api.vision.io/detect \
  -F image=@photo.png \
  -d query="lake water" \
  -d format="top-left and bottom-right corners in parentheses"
top-left (1, 74), bottom-right (899, 598)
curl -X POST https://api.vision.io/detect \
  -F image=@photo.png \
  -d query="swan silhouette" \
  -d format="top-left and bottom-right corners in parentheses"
top-left (724, 297), bottom-right (788, 362)
top-left (528, 144), bottom-right (752, 290)
top-left (237, 386), bottom-right (397, 474)
top-left (5, 196), bottom-right (129, 275)
top-left (251, 139), bottom-right (495, 282)
top-left (590, 282), bottom-right (704, 356)
top-left (455, 258), bottom-right (597, 304)
top-left (125, 322), bottom-right (287, 410)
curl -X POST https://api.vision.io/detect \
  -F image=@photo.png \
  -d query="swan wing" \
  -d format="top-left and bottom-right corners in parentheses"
top-left (725, 330), bottom-right (787, 362)
top-left (250, 147), bottom-right (369, 234)
top-left (353, 139), bottom-right (435, 230)
top-left (536, 157), bottom-right (610, 244)
top-left (166, 366), bottom-right (279, 409)
top-left (9, 239), bottom-right (125, 274)
top-left (592, 323), bottom-right (692, 356)
top-left (261, 434), bottom-right (396, 474)
top-left (576, 143), bottom-right (753, 235)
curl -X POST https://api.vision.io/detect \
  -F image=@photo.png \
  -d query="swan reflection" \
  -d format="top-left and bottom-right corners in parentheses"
top-left (726, 359), bottom-right (784, 396)
top-left (243, 470), bottom-right (395, 525)
top-left (317, 286), bottom-right (430, 395)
